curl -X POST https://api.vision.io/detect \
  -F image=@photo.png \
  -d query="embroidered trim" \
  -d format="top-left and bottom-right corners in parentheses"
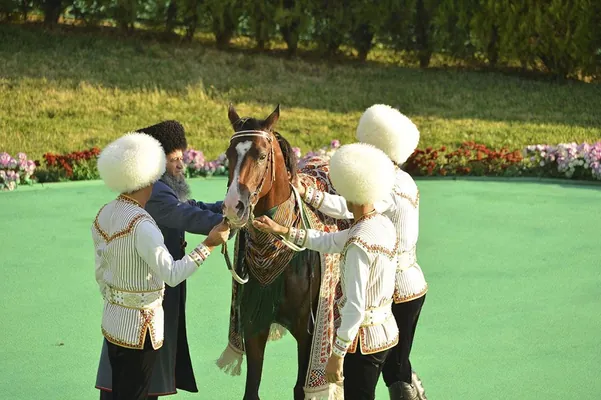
top-left (94, 214), bottom-right (146, 244)
top-left (332, 335), bottom-right (351, 357)
top-left (343, 236), bottom-right (398, 260)
top-left (350, 210), bottom-right (378, 227)
top-left (118, 194), bottom-right (142, 207)
top-left (304, 186), bottom-right (315, 203)
top-left (190, 243), bottom-right (211, 266)
top-left (392, 188), bottom-right (420, 208)
top-left (287, 227), bottom-right (307, 247)
top-left (101, 310), bottom-right (163, 350)
top-left (356, 328), bottom-right (399, 355)
top-left (394, 284), bottom-right (428, 304)
top-left (304, 186), bottom-right (325, 209)
top-left (107, 287), bottom-right (164, 310)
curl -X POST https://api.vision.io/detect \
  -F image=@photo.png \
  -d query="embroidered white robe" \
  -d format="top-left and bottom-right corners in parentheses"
top-left (303, 167), bottom-right (428, 303)
top-left (91, 196), bottom-right (211, 349)
top-left (287, 213), bottom-right (399, 356)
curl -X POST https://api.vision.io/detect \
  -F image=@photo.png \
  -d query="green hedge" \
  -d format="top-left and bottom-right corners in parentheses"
top-left (1, 0), bottom-right (599, 78)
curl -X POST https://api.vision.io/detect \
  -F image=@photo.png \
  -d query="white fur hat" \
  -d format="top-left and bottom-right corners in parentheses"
top-left (356, 104), bottom-right (420, 165)
top-left (97, 132), bottom-right (166, 193)
top-left (329, 143), bottom-right (395, 205)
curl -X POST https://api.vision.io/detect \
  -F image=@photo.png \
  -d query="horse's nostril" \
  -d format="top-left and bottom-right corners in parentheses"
top-left (236, 201), bottom-right (244, 213)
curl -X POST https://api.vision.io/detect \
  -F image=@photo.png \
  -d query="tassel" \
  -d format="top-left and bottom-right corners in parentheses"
top-left (215, 344), bottom-right (244, 376)
top-left (267, 323), bottom-right (287, 342)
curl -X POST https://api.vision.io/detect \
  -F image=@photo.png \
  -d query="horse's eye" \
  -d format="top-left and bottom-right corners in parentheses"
top-left (258, 154), bottom-right (267, 161)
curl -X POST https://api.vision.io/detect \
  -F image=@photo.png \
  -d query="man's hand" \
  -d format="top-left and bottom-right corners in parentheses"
top-left (203, 220), bottom-right (231, 249)
top-left (292, 174), bottom-right (306, 198)
top-left (325, 354), bottom-right (344, 385)
top-left (252, 216), bottom-right (289, 236)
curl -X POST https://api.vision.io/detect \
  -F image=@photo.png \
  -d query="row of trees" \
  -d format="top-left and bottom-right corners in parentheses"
top-left (1, 0), bottom-right (600, 78)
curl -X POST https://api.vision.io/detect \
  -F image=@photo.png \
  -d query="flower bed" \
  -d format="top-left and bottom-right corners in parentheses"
top-left (2, 141), bottom-right (601, 191)
top-left (0, 152), bottom-right (37, 191)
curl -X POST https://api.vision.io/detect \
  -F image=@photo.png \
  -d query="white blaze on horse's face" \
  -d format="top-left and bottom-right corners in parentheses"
top-left (223, 140), bottom-right (253, 225)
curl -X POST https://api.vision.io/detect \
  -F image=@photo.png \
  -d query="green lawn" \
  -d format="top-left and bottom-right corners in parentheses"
top-left (1, 177), bottom-right (601, 399)
top-left (1, 24), bottom-right (601, 162)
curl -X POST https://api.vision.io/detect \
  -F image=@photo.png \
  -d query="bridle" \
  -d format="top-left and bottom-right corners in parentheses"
top-left (221, 129), bottom-right (275, 285)
top-left (227, 129), bottom-right (276, 224)
top-left (221, 127), bottom-right (313, 332)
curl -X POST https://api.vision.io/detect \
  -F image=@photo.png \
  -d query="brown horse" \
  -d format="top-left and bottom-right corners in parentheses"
top-left (222, 104), bottom-right (323, 400)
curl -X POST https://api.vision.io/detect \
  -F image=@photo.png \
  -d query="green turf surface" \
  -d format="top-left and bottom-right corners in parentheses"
top-left (1, 178), bottom-right (600, 399)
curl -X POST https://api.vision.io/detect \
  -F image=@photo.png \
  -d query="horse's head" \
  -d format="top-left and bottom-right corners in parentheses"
top-left (223, 103), bottom-right (287, 228)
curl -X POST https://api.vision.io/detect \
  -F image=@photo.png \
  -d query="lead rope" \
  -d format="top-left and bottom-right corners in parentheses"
top-left (276, 182), bottom-right (315, 334)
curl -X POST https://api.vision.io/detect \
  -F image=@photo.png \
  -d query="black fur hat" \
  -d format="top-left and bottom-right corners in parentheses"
top-left (136, 120), bottom-right (187, 155)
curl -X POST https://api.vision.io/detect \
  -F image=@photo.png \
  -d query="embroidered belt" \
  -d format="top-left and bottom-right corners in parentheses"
top-left (107, 287), bottom-right (164, 310)
top-left (397, 247), bottom-right (417, 271)
top-left (361, 300), bottom-right (393, 327)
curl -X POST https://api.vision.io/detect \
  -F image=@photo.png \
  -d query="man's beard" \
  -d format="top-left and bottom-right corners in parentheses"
top-left (162, 172), bottom-right (191, 202)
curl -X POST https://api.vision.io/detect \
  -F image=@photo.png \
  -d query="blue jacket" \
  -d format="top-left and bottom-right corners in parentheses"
top-left (145, 179), bottom-right (224, 260)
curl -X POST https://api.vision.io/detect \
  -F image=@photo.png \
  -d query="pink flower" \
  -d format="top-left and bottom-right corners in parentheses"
top-left (0, 153), bottom-right (11, 168)
top-left (330, 140), bottom-right (341, 149)
top-left (7, 157), bottom-right (17, 169)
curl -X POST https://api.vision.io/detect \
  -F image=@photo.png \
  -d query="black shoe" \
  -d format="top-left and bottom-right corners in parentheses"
top-left (388, 381), bottom-right (404, 400)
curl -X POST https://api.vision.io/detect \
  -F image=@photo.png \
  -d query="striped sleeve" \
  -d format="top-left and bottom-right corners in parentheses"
top-left (333, 244), bottom-right (370, 357)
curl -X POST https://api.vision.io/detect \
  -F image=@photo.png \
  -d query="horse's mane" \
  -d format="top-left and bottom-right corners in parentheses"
top-left (235, 116), bottom-right (298, 179)
top-left (274, 131), bottom-right (298, 179)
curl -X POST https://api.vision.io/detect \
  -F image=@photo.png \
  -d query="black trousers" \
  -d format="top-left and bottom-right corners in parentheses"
top-left (343, 341), bottom-right (390, 400)
top-left (103, 332), bottom-right (158, 400)
top-left (381, 295), bottom-right (426, 386)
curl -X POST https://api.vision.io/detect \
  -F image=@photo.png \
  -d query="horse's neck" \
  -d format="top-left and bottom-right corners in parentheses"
top-left (254, 177), bottom-right (292, 217)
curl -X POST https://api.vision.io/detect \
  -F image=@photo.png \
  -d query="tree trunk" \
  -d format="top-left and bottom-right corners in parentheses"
top-left (415, 0), bottom-right (431, 68)
top-left (43, 0), bottom-right (63, 26)
top-left (487, 24), bottom-right (499, 67)
top-left (165, 1), bottom-right (178, 34)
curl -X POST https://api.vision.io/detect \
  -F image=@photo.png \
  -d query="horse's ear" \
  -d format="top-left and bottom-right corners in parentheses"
top-left (228, 103), bottom-right (241, 127)
top-left (263, 104), bottom-right (280, 131)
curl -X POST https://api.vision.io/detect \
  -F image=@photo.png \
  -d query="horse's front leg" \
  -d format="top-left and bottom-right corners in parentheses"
top-left (242, 328), bottom-right (270, 400)
top-left (291, 318), bottom-right (312, 400)
top-left (289, 256), bottom-right (321, 400)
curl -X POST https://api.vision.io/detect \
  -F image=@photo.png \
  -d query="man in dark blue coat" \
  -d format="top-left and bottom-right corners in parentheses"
top-left (96, 121), bottom-right (225, 399)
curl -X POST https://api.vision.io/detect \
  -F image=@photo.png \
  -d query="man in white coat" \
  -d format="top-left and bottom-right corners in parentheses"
top-left (253, 143), bottom-right (399, 400)
top-left (91, 132), bottom-right (230, 400)
top-left (295, 105), bottom-right (428, 400)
